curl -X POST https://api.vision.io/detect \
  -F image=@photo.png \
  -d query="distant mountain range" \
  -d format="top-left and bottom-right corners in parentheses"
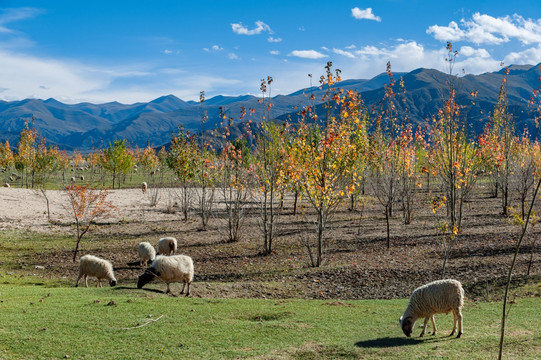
top-left (1, 64), bottom-right (540, 151)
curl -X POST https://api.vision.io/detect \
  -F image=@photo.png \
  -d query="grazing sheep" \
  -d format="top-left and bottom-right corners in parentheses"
top-left (400, 279), bottom-right (464, 338)
top-left (75, 255), bottom-right (117, 288)
top-left (141, 182), bottom-right (147, 194)
top-left (80, 175), bottom-right (84, 181)
top-left (138, 241), bottom-right (156, 268)
top-left (9, 176), bottom-right (14, 182)
top-left (70, 176), bottom-right (76, 183)
top-left (3, 183), bottom-right (9, 188)
top-left (137, 255), bottom-right (193, 295)
top-left (157, 237), bottom-right (177, 256)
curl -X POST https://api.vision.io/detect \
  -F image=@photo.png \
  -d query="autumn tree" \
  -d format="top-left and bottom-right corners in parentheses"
top-left (166, 126), bottom-right (198, 220)
top-left (0, 140), bottom-right (14, 182)
top-left (478, 67), bottom-right (516, 215)
top-left (428, 42), bottom-right (482, 277)
top-left (217, 137), bottom-right (252, 242)
top-left (33, 140), bottom-right (62, 221)
top-left (196, 91), bottom-right (216, 229)
top-left (291, 62), bottom-right (365, 266)
top-left (15, 119), bottom-right (37, 188)
top-left (64, 185), bottom-right (116, 261)
top-left (253, 76), bottom-right (287, 255)
top-left (100, 139), bottom-right (134, 189)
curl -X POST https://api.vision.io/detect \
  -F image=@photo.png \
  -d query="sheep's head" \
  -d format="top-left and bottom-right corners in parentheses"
top-left (137, 269), bottom-right (158, 289)
top-left (109, 278), bottom-right (117, 287)
top-left (400, 316), bottom-right (414, 337)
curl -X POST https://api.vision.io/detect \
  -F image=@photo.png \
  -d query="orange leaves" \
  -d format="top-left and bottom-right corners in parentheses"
top-left (64, 185), bottom-right (116, 223)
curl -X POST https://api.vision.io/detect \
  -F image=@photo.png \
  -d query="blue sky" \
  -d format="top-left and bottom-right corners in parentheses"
top-left (1, 0), bottom-right (541, 104)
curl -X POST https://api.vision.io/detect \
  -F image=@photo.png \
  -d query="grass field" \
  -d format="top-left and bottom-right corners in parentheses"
top-left (0, 284), bottom-right (540, 359)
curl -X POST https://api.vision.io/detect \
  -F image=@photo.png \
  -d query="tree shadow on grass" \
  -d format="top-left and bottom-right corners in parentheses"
top-left (355, 336), bottom-right (449, 348)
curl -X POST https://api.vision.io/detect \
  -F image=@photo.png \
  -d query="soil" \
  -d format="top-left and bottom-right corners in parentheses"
top-left (1, 185), bottom-right (540, 300)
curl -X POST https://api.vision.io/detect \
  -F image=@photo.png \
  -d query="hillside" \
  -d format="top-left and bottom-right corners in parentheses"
top-left (0, 64), bottom-right (540, 151)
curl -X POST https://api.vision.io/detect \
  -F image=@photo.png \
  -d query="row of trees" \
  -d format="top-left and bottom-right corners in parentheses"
top-left (1, 48), bottom-right (541, 269)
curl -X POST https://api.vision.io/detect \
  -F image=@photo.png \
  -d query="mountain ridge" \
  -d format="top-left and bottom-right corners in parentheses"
top-left (1, 64), bottom-right (539, 151)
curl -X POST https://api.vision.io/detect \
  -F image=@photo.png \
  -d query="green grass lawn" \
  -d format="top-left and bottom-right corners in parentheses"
top-left (0, 284), bottom-right (539, 359)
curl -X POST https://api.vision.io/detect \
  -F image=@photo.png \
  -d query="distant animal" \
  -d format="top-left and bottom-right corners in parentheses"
top-left (141, 182), bottom-right (147, 194)
top-left (137, 255), bottom-right (194, 296)
top-left (157, 237), bottom-right (177, 256)
top-left (75, 255), bottom-right (117, 288)
top-left (3, 183), bottom-right (9, 188)
top-left (400, 279), bottom-right (464, 338)
top-left (137, 241), bottom-right (156, 268)
top-left (70, 176), bottom-right (76, 183)
top-left (80, 175), bottom-right (84, 181)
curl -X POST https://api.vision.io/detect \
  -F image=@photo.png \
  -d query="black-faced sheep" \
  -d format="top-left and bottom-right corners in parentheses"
top-left (137, 255), bottom-right (193, 296)
top-left (157, 236), bottom-right (177, 255)
top-left (141, 182), bottom-right (147, 194)
top-left (137, 241), bottom-right (156, 268)
top-left (400, 279), bottom-right (464, 338)
top-left (75, 255), bottom-right (117, 288)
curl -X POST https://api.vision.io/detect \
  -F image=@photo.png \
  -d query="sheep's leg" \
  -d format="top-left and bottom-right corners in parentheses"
top-left (420, 317), bottom-right (429, 337)
top-left (180, 282), bottom-right (186, 294)
top-left (75, 271), bottom-right (82, 287)
top-left (454, 309), bottom-right (463, 338)
top-left (166, 283), bottom-right (171, 294)
top-left (84, 275), bottom-right (89, 288)
top-left (185, 282), bottom-right (190, 297)
top-left (430, 315), bottom-right (437, 336)
top-left (96, 278), bottom-right (101, 288)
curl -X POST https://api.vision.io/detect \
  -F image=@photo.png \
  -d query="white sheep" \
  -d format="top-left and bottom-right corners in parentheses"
top-left (400, 279), bottom-right (464, 338)
top-left (75, 255), bottom-right (117, 288)
top-left (137, 241), bottom-right (156, 268)
top-left (141, 182), bottom-right (147, 194)
top-left (70, 176), bottom-right (76, 183)
top-left (3, 183), bottom-right (9, 188)
top-left (137, 255), bottom-right (194, 296)
top-left (157, 236), bottom-right (177, 256)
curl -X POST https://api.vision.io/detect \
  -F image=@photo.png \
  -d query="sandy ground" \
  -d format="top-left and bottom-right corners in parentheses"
top-left (0, 187), bottom-right (181, 232)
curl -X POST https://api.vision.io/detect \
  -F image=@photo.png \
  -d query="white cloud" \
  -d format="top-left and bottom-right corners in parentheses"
top-left (231, 21), bottom-right (273, 35)
top-left (345, 44), bottom-right (356, 49)
top-left (333, 48), bottom-right (355, 58)
top-left (267, 36), bottom-right (282, 43)
top-left (289, 50), bottom-right (327, 59)
top-left (351, 7), bottom-right (381, 22)
top-left (427, 13), bottom-right (541, 45)
top-left (162, 49), bottom-right (179, 55)
top-left (228, 53), bottom-right (239, 60)
top-left (212, 45), bottom-right (223, 51)
top-left (269, 50), bottom-right (280, 55)
top-left (459, 46), bottom-right (490, 58)
top-left (0, 7), bottom-right (43, 33)
top-left (504, 45), bottom-right (541, 65)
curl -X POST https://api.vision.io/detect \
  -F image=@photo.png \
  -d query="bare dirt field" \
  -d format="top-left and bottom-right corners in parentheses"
top-left (1, 185), bottom-right (540, 300)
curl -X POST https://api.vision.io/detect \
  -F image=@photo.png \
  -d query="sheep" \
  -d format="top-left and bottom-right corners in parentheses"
top-left (141, 182), bottom-right (147, 194)
top-left (70, 176), bottom-right (76, 183)
top-left (137, 255), bottom-right (194, 296)
top-left (157, 236), bottom-right (177, 256)
top-left (138, 241), bottom-right (156, 268)
top-left (75, 255), bottom-right (117, 288)
top-left (3, 183), bottom-right (9, 188)
top-left (80, 175), bottom-right (84, 181)
top-left (400, 279), bottom-right (464, 338)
